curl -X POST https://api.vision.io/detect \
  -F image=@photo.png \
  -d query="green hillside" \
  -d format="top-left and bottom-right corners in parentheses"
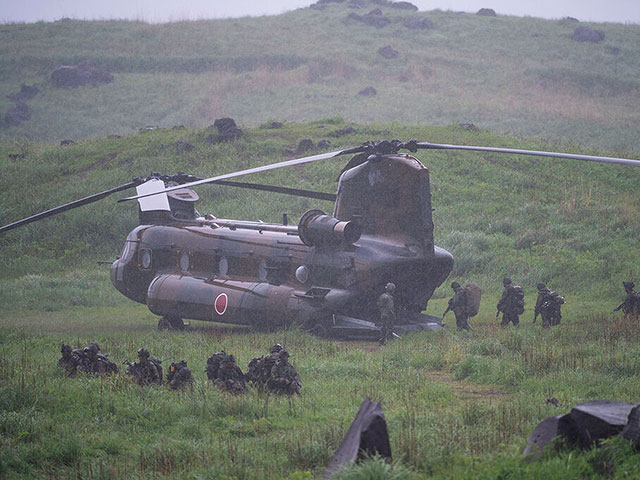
top-left (1, 3), bottom-right (639, 153)
top-left (1, 121), bottom-right (638, 307)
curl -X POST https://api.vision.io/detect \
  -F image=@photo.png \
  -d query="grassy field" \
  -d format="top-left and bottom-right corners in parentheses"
top-left (0, 120), bottom-right (639, 478)
top-left (0, 3), bottom-right (639, 152)
top-left (2, 303), bottom-right (640, 478)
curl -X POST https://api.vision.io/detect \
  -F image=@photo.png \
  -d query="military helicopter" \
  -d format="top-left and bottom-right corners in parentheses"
top-left (1, 139), bottom-right (638, 338)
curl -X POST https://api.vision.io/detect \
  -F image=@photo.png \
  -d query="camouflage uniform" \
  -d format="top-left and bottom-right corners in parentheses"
top-left (215, 354), bottom-right (247, 394)
top-left (126, 348), bottom-right (161, 385)
top-left (206, 350), bottom-right (225, 381)
top-left (167, 360), bottom-right (193, 390)
top-left (377, 283), bottom-right (396, 344)
top-left (81, 343), bottom-right (118, 375)
top-left (614, 281), bottom-right (640, 318)
top-left (57, 344), bottom-right (81, 377)
top-left (444, 281), bottom-right (471, 330)
top-left (246, 344), bottom-right (283, 388)
top-left (534, 283), bottom-right (552, 328)
top-left (268, 350), bottom-right (301, 396)
top-left (496, 277), bottom-right (524, 327)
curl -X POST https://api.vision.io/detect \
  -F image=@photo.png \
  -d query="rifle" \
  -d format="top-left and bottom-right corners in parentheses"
top-left (442, 305), bottom-right (451, 319)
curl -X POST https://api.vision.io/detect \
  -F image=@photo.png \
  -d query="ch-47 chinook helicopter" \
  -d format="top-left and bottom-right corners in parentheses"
top-left (1, 139), bottom-right (639, 338)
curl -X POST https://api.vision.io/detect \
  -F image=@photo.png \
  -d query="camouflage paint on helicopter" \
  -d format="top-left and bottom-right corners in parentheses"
top-left (110, 153), bottom-right (453, 334)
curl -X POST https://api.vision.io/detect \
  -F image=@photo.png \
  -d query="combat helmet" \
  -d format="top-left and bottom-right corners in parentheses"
top-left (137, 348), bottom-right (150, 358)
top-left (503, 277), bottom-right (512, 286)
top-left (537, 282), bottom-right (547, 290)
top-left (85, 343), bottom-right (99, 356)
top-left (61, 343), bottom-right (72, 353)
top-left (280, 349), bottom-right (290, 359)
top-left (385, 282), bottom-right (396, 293)
top-left (451, 281), bottom-right (461, 289)
top-left (269, 344), bottom-right (283, 354)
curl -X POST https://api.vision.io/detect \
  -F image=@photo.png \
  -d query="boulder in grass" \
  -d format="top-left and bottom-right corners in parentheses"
top-left (357, 86), bottom-right (377, 97)
top-left (571, 26), bottom-right (605, 43)
top-left (50, 63), bottom-right (113, 88)
top-left (390, 1), bottom-right (418, 11)
top-left (477, 8), bottom-right (496, 17)
top-left (323, 398), bottom-right (391, 479)
top-left (622, 405), bottom-right (640, 449)
top-left (378, 45), bottom-right (399, 59)
top-left (403, 17), bottom-right (434, 30)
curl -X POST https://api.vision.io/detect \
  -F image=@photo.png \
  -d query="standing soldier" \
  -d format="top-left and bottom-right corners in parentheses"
top-left (215, 354), bottom-right (247, 394)
top-left (443, 281), bottom-right (471, 330)
top-left (268, 350), bottom-right (301, 396)
top-left (534, 283), bottom-right (552, 328)
top-left (614, 281), bottom-right (640, 318)
top-left (58, 344), bottom-right (81, 377)
top-left (496, 277), bottom-right (525, 327)
top-left (166, 360), bottom-right (194, 391)
top-left (126, 348), bottom-right (161, 385)
top-left (377, 283), bottom-right (396, 344)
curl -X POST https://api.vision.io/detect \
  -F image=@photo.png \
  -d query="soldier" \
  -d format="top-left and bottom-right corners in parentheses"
top-left (534, 283), bottom-right (552, 328)
top-left (246, 343), bottom-right (283, 389)
top-left (57, 343), bottom-right (81, 377)
top-left (215, 354), bottom-right (247, 394)
top-left (268, 349), bottom-right (301, 396)
top-left (166, 360), bottom-right (194, 391)
top-left (126, 348), bottom-right (161, 385)
top-left (496, 277), bottom-right (524, 327)
top-left (205, 350), bottom-right (225, 381)
top-left (614, 281), bottom-right (640, 318)
top-left (81, 342), bottom-right (118, 375)
top-left (377, 283), bottom-right (396, 344)
top-left (443, 281), bottom-right (471, 330)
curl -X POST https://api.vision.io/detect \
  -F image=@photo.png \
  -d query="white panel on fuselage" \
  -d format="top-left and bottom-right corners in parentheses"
top-left (137, 179), bottom-right (170, 212)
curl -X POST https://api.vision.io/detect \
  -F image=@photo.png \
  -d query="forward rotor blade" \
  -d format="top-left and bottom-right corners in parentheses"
top-left (415, 142), bottom-right (640, 167)
top-left (0, 181), bottom-right (139, 235)
top-left (213, 180), bottom-right (336, 201)
top-left (119, 147), bottom-right (361, 203)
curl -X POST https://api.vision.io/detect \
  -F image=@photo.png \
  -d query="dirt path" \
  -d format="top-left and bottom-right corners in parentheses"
top-left (424, 371), bottom-right (511, 403)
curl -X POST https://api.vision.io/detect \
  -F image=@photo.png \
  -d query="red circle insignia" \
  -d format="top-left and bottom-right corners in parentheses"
top-left (215, 293), bottom-right (228, 315)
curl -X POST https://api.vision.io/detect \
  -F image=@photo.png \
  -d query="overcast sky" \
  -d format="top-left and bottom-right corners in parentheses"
top-left (1, 0), bottom-right (639, 24)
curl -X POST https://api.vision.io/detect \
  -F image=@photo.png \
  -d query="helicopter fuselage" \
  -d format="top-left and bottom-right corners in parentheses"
top-left (110, 153), bottom-right (454, 332)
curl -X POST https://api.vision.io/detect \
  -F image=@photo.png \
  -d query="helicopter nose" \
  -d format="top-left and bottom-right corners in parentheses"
top-left (110, 258), bottom-right (126, 295)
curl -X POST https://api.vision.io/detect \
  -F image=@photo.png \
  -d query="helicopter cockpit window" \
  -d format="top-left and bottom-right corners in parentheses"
top-left (120, 241), bottom-right (136, 263)
top-left (295, 265), bottom-right (310, 284)
top-left (139, 249), bottom-right (152, 270)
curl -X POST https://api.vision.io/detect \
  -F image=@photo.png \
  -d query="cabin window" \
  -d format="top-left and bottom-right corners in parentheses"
top-left (258, 260), bottom-right (268, 281)
top-left (179, 252), bottom-right (190, 272)
top-left (219, 256), bottom-right (229, 276)
top-left (295, 265), bottom-right (310, 284)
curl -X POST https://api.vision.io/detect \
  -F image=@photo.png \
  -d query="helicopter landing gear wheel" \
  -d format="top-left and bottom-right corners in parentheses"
top-left (158, 316), bottom-right (185, 331)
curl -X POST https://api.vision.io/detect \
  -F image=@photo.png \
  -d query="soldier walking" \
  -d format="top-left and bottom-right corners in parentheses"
top-left (496, 277), bottom-right (524, 327)
top-left (377, 283), bottom-right (396, 344)
top-left (614, 281), bottom-right (640, 318)
top-left (534, 283), bottom-right (565, 328)
top-left (443, 281), bottom-right (471, 330)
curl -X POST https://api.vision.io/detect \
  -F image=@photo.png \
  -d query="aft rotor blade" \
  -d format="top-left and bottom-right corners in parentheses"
top-left (119, 147), bottom-right (361, 203)
top-left (0, 181), bottom-right (138, 235)
top-left (213, 180), bottom-right (336, 201)
top-left (415, 142), bottom-right (640, 167)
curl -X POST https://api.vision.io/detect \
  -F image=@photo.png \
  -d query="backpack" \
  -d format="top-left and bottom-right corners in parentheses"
top-left (509, 286), bottom-right (525, 315)
top-left (464, 283), bottom-right (482, 317)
